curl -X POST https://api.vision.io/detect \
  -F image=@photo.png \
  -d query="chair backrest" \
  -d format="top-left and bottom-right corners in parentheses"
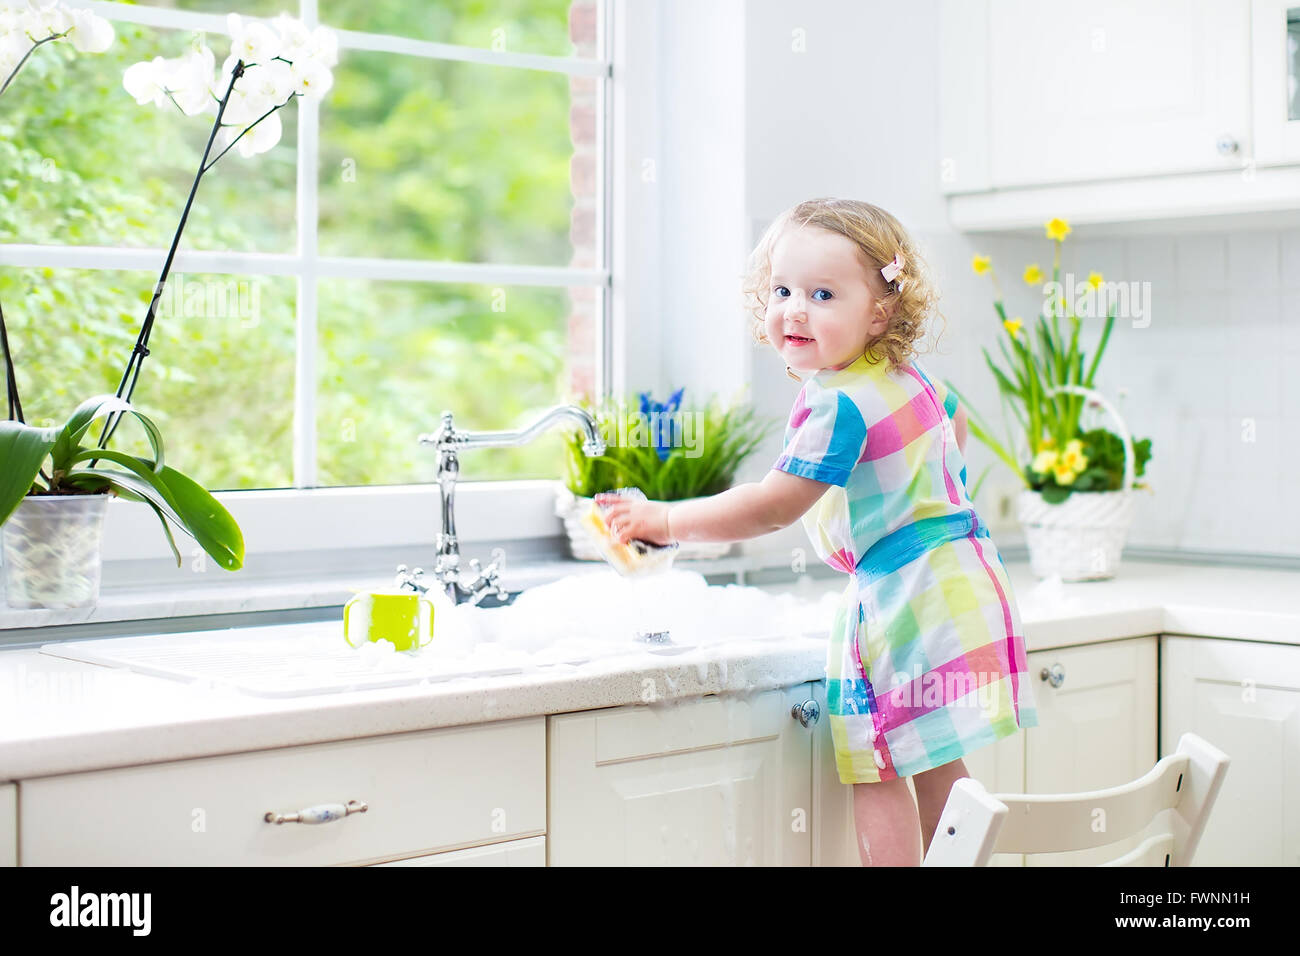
top-left (922, 732), bottom-right (1229, 867)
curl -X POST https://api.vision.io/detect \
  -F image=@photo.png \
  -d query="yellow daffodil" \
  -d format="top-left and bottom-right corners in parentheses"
top-left (1060, 446), bottom-right (1088, 473)
top-left (1087, 271), bottom-right (1103, 289)
top-left (971, 255), bottom-right (991, 275)
top-left (1002, 317), bottom-right (1023, 339)
top-left (1023, 264), bottom-right (1044, 285)
top-left (1053, 461), bottom-right (1078, 485)
top-left (1045, 217), bottom-right (1071, 241)
top-left (1031, 449), bottom-right (1059, 475)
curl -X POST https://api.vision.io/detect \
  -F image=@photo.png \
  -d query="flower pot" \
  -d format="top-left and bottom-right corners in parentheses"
top-left (1016, 384), bottom-right (1140, 581)
top-left (555, 487), bottom-right (734, 562)
top-left (2, 494), bottom-right (111, 609)
top-left (1016, 488), bottom-right (1136, 581)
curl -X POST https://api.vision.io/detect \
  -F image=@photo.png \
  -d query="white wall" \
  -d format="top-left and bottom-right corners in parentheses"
top-left (654, 0), bottom-right (1300, 563)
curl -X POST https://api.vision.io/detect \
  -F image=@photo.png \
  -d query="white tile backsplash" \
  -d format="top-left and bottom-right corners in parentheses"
top-left (1227, 232), bottom-right (1281, 292)
top-left (1176, 235), bottom-right (1227, 291)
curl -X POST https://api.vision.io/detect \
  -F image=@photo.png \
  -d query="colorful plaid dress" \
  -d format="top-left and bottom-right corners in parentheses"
top-left (773, 352), bottom-right (1038, 785)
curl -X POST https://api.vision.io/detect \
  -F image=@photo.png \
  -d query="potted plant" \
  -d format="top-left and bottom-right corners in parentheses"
top-left (557, 388), bottom-right (774, 561)
top-left (951, 217), bottom-right (1153, 581)
top-left (0, 9), bottom-right (335, 607)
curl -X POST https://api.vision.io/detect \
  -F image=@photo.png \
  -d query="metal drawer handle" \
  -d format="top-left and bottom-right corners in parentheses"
top-left (264, 799), bottom-right (368, 825)
top-left (1040, 663), bottom-right (1065, 689)
top-left (791, 699), bottom-right (820, 727)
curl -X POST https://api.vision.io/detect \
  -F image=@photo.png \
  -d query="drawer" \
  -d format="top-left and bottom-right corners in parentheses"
top-left (1, 784), bottom-right (14, 867)
top-left (20, 719), bottom-right (545, 866)
top-left (373, 835), bottom-right (546, 866)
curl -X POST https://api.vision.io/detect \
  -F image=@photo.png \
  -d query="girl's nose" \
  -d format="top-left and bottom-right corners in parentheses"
top-left (787, 289), bottom-right (808, 316)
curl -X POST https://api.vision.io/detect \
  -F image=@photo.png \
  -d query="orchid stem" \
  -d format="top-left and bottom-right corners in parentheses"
top-left (0, 32), bottom-right (70, 99)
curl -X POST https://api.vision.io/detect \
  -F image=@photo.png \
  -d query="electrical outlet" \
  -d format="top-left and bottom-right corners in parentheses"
top-left (978, 479), bottom-right (1022, 534)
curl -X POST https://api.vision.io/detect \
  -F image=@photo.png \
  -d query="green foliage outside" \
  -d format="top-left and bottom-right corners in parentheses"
top-left (1, 1), bottom-right (586, 494)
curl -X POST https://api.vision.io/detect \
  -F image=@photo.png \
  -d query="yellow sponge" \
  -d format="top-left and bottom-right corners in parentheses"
top-left (580, 500), bottom-right (676, 577)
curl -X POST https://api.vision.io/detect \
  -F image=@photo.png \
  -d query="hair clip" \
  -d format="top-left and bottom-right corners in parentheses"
top-left (881, 252), bottom-right (905, 292)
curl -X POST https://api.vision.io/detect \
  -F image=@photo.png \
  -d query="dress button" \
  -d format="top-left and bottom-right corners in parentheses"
top-left (873, 748), bottom-right (886, 769)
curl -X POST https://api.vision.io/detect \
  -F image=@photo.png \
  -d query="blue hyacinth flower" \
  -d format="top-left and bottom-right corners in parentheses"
top-left (638, 387), bottom-right (685, 461)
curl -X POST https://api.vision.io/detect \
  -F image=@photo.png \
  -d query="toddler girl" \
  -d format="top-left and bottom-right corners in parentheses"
top-left (597, 197), bottom-right (1038, 866)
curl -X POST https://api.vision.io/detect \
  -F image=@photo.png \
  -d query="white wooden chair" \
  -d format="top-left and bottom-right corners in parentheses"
top-left (921, 732), bottom-right (1230, 867)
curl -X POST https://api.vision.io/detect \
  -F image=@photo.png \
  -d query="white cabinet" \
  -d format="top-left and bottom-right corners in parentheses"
top-left (372, 836), bottom-right (546, 867)
top-left (1161, 635), bottom-right (1300, 866)
top-left (1, 784), bottom-right (13, 867)
top-left (1021, 636), bottom-right (1158, 866)
top-left (547, 685), bottom-right (815, 865)
top-left (986, 0), bottom-right (1251, 188)
top-left (20, 719), bottom-right (545, 866)
top-left (940, 0), bottom-right (1300, 229)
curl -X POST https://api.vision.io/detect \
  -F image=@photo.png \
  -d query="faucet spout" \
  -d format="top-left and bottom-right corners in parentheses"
top-left (412, 404), bottom-right (607, 606)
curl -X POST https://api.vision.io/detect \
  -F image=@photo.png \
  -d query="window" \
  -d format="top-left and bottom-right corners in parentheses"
top-left (1, 0), bottom-right (610, 503)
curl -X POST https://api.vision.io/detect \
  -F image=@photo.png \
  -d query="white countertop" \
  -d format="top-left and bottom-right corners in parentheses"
top-left (1, 558), bottom-right (1297, 781)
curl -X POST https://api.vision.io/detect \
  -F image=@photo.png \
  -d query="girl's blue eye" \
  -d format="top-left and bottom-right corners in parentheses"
top-left (813, 289), bottom-right (833, 301)
top-left (774, 286), bottom-right (789, 297)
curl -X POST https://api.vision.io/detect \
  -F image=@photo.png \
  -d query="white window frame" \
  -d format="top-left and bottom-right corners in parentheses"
top-left (1, 0), bottom-right (624, 582)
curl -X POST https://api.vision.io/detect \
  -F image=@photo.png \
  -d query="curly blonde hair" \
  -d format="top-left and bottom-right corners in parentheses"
top-left (742, 198), bottom-right (946, 380)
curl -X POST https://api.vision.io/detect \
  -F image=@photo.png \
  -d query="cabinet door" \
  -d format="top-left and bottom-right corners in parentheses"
top-left (372, 836), bottom-right (546, 867)
top-left (988, 0), bottom-right (1251, 186)
top-left (547, 686), bottom-right (814, 866)
top-left (1252, 0), bottom-right (1300, 164)
top-left (1022, 636), bottom-right (1158, 866)
top-left (1161, 635), bottom-right (1300, 866)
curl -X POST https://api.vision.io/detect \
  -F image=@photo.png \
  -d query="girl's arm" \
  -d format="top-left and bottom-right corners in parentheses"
top-left (596, 470), bottom-right (832, 546)
top-left (953, 402), bottom-right (969, 457)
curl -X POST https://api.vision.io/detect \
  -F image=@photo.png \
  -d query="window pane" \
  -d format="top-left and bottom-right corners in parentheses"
top-left (319, 0), bottom-right (598, 59)
top-left (318, 52), bottom-right (597, 266)
top-left (1, 267), bottom-right (295, 491)
top-left (317, 279), bottom-right (598, 486)
top-left (141, 1), bottom-right (293, 14)
top-left (0, 22), bottom-right (295, 252)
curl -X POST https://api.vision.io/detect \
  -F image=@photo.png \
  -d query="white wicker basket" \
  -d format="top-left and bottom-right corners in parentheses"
top-left (1016, 385), bottom-right (1140, 582)
top-left (555, 487), bottom-right (734, 561)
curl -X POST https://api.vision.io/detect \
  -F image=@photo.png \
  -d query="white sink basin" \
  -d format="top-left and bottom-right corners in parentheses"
top-left (39, 569), bottom-right (836, 697)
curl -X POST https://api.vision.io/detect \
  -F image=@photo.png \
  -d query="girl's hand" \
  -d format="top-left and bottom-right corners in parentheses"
top-left (593, 493), bottom-right (674, 547)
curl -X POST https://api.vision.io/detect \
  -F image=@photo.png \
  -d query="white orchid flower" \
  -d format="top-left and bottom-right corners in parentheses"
top-left (162, 43), bottom-right (216, 116)
top-left (271, 12), bottom-right (310, 62)
top-left (24, 0), bottom-right (71, 37)
top-left (122, 56), bottom-right (170, 107)
top-left (305, 25), bottom-right (337, 68)
top-left (289, 56), bottom-right (332, 99)
top-left (67, 7), bottom-right (113, 53)
top-left (219, 108), bottom-right (281, 158)
top-left (227, 12), bottom-right (279, 65)
top-left (221, 86), bottom-right (272, 125)
top-left (243, 57), bottom-right (293, 104)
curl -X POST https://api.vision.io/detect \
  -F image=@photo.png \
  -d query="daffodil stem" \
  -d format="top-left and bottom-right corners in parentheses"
top-left (92, 60), bottom-right (247, 459)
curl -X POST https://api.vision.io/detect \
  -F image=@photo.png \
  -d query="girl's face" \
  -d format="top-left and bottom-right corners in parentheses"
top-left (763, 225), bottom-right (890, 373)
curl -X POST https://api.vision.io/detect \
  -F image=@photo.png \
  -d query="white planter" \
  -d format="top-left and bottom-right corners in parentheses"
top-left (1015, 384), bottom-right (1141, 582)
top-left (1016, 488), bottom-right (1137, 581)
top-left (2, 493), bottom-right (111, 609)
top-left (555, 488), bottom-right (734, 562)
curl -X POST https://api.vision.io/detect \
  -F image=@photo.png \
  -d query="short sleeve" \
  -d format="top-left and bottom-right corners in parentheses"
top-left (772, 385), bottom-right (868, 487)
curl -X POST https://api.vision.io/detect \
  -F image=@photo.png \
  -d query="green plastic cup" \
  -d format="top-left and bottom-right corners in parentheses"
top-left (343, 590), bottom-right (435, 652)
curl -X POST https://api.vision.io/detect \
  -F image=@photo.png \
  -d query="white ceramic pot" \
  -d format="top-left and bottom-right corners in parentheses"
top-left (555, 487), bottom-right (734, 562)
top-left (2, 493), bottom-right (111, 608)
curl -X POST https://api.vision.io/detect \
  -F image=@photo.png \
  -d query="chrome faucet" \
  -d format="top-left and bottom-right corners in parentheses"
top-left (398, 405), bottom-right (607, 607)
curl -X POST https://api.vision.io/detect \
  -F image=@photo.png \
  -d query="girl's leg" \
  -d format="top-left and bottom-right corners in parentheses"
top-left (911, 757), bottom-right (970, 857)
top-left (852, 776), bottom-right (922, 866)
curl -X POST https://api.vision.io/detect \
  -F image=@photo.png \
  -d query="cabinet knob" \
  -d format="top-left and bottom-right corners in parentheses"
top-left (791, 699), bottom-right (820, 727)
top-left (264, 799), bottom-right (368, 825)
top-left (1040, 663), bottom-right (1065, 689)
top-left (1216, 135), bottom-right (1239, 156)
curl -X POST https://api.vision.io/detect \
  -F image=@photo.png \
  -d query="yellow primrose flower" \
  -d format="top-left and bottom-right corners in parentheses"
top-left (1031, 449), bottom-right (1059, 475)
top-left (1064, 438), bottom-right (1084, 456)
top-left (1002, 317), bottom-right (1023, 338)
top-left (1023, 264), bottom-right (1044, 285)
top-left (1060, 447), bottom-right (1088, 472)
top-left (1045, 217), bottom-right (1071, 241)
top-left (1053, 461), bottom-right (1078, 485)
top-left (1039, 436), bottom-right (1057, 451)
top-left (1087, 271), bottom-right (1103, 289)
top-left (972, 255), bottom-right (991, 275)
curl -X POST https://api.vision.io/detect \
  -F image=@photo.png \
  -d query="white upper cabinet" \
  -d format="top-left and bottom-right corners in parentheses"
top-left (940, 0), bottom-right (1300, 230)
top-left (987, 0), bottom-right (1250, 187)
